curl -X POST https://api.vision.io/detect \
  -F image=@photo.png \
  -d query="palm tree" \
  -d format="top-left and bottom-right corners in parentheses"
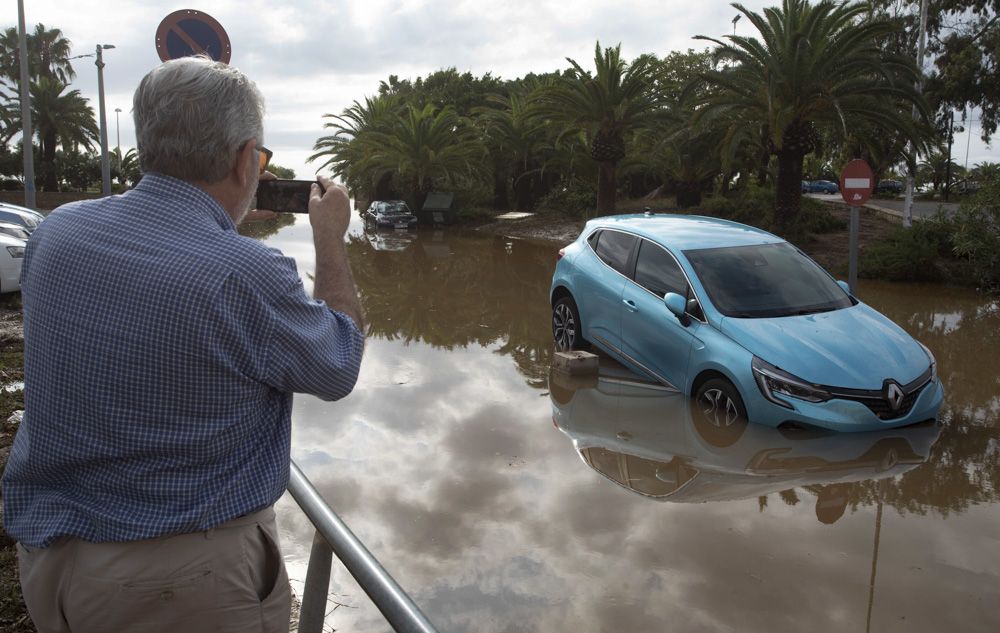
top-left (692, 0), bottom-right (929, 232)
top-left (359, 103), bottom-right (485, 209)
top-left (0, 23), bottom-right (76, 84)
top-left (112, 147), bottom-right (141, 187)
top-left (540, 42), bottom-right (665, 215)
top-left (474, 91), bottom-right (550, 211)
top-left (309, 94), bottom-right (401, 202)
top-left (7, 76), bottom-right (98, 190)
top-left (918, 147), bottom-right (960, 193)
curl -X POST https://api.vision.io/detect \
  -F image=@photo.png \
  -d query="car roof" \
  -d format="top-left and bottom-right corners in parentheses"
top-left (585, 214), bottom-right (785, 251)
top-left (0, 202), bottom-right (43, 217)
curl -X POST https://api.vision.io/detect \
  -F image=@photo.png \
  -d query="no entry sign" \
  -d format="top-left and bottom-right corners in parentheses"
top-left (155, 9), bottom-right (231, 63)
top-left (840, 159), bottom-right (874, 207)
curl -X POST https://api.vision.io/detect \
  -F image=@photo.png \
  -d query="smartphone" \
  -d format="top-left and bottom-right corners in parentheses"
top-left (255, 179), bottom-right (324, 213)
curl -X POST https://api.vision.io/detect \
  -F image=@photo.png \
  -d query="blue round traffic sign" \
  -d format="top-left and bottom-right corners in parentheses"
top-left (155, 9), bottom-right (231, 63)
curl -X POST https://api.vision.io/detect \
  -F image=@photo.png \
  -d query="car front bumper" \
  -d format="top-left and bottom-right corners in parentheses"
top-left (747, 376), bottom-right (945, 432)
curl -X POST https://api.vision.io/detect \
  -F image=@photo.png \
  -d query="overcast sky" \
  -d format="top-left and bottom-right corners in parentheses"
top-left (12, 0), bottom-right (996, 179)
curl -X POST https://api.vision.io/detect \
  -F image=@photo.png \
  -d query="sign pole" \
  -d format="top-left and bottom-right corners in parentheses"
top-left (849, 205), bottom-right (859, 294)
top-left (839, 159), bottom-right (875, 297)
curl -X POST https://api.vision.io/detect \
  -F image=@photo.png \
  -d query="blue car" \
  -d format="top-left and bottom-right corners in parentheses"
top-left (806, 180), bottom-right (840, 194)
top-left (549, 214), bottom-right (944, 432)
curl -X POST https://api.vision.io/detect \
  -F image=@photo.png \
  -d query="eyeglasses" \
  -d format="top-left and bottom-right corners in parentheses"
top-left (258, 146), bottom-right (272, 174)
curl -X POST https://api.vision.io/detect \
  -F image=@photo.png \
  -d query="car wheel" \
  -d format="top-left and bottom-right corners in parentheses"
top-left (693, 378), bottom-right (748, 447)
top-left (552, 295), bottom-right (588, 351)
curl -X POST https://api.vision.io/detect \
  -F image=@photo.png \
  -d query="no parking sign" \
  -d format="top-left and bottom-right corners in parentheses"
top-left (155, 9), bottom-right (231, 63)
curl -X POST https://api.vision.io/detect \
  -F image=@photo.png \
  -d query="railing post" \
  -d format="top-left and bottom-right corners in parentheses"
top-left (298, 531), bottom-right (334, 633)
top-left (287, 462), bottom-right (439, 633)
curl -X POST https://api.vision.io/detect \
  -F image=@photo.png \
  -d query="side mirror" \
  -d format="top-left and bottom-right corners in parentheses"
top-left (836, 280), bottom-right (851, 295)
top-left (664, 292), bottom-right (687, 318)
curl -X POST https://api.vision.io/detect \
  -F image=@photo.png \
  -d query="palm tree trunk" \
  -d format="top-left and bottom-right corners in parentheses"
top-left (596, 161), bottom-right (617, 215)
top-left (494, 169), bottom-right (511, 211)
top-left (42, 130), bottom-right (58, 192)
top-left (514, 168), bottom-right (533, 212)
top-left (774, 150), bottom-right (805, 235)
top-left (676, 181), bottom-right (702, 209)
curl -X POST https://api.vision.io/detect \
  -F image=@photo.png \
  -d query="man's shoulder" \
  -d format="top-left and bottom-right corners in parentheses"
top-left (213, 232), bottom-right (302, 291)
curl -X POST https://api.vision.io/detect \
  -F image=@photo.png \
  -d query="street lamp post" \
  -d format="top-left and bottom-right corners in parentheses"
top-left (17, 0), bottom-right (35, 209)
top-left (95, 44), bottom-right (115, 196)
top-left (114, 107), bottom-right (122, 180)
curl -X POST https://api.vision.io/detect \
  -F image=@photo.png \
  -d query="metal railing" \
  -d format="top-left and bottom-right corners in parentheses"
top-left (286, 461), bottom-right (440, 633)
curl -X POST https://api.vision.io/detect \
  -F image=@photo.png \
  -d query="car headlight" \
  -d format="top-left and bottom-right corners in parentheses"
top-left (752, 356), bottom-right (831, 408)
top-left (5, 245), bottom-right (24, 258)
top-left (917, 341), bottom-right (937, 381)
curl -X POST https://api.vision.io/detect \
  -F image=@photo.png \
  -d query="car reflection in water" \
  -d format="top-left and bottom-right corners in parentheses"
top-left (363, 224), bottom-right (419, 252)
top-left (549, 358), bottom-right (940, 523)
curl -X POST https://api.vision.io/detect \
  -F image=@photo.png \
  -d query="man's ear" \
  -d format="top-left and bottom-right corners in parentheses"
top-left (235, 139), bottom-right (257, 188)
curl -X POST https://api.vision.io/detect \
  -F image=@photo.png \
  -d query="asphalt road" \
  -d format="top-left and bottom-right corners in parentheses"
top-left (806, 193), bottom-right (960, 220)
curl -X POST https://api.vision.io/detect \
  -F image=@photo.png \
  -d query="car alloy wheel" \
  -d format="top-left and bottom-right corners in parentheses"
top-left (699, 388), bottom-right (741, 427)
top-left (693, 378), bottom-right (748, 447)
top-left (552, 296), bottom-right (584, 351)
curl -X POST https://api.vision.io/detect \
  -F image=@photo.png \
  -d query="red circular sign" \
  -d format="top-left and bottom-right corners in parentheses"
top-left (155, 9), bottom-right (231, 64)
top-left (840, 159), bottom-right (874, 207)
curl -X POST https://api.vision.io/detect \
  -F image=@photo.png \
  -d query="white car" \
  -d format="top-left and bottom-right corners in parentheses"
top-left (0, 221), bottom-right (32, 241)
top-left (0, 202), bottom-right (45, 234)
top-left (0, 233), bottom-right (25, 293)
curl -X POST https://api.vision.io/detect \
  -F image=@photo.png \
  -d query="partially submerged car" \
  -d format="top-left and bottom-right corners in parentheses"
top-left (550, 214), bottom-right (943, 432)
top-left (363, 200), bottom-right (418, 230)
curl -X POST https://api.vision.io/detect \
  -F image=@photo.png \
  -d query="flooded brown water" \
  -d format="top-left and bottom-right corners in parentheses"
top-left (262, 216), bottom-right (999, 633)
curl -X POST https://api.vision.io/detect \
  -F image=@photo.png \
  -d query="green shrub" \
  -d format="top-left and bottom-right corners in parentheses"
top-left (536, 178), bottom-right (597, 217)
top-left (860, 215), bottom-right (956, 282)
top-left (697, 186), bottom-right (844, 238)
top-left (951, 181), bottom-right (1000, 293)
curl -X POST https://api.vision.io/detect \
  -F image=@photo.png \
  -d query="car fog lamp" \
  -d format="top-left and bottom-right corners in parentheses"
top-left (752, 357), bottom-right (831, 408)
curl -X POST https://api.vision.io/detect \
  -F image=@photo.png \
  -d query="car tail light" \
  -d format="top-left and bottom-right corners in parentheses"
top-left (557, 248), bottom-right (566, 261)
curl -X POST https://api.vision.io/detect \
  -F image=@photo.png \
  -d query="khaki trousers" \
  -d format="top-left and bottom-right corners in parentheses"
top-left (17, 506), bottom-right (292, 633)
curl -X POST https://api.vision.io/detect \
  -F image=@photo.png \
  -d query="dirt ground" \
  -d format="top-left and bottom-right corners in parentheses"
top-left (474, 201), bottom-right (901, 276)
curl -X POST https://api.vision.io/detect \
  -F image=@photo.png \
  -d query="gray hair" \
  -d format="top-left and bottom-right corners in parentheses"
top-left (133, 56), bottom-right (265, 183)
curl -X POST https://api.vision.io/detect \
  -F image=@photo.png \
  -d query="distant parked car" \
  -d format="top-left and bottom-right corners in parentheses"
top-left (549, 214), bottom-right (944, 432)
top-left (0, 202), bottom-right (44, 234)
top-left (801, 180), bottom-right (811, 193)
top-left (876, 179), bottom-right (903, 195)
top-left (0, 222), bottom-right (31, 241)
top-left (0, 233), bottom-right (25, 293)
top-left (807, 180), bottom-right (840, 194)
top-left (363, 200), bottom-right (418, 230)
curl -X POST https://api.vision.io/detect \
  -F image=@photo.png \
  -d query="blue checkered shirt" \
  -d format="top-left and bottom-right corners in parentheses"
top-left (2, 173), bottom-right (364, 547)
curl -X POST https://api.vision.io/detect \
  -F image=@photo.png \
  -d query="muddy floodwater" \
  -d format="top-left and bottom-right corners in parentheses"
top-left (259, 215), bottom-right (999, 633)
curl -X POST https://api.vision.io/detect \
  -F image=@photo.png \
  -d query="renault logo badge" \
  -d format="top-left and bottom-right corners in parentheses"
top-left (885, 382), bottom-right (905, 411)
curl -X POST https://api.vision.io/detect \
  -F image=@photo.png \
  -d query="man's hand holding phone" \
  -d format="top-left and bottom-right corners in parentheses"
top-left (309, 176), bottom-right (351, 239)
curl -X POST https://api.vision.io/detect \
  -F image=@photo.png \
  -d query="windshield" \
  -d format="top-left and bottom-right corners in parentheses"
top-left (684, 242), bottom-right (852, 318)
top-left (380, 201), bottom-right (411, 215)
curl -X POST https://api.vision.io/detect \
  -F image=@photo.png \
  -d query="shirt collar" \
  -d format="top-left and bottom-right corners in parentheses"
top-left (134, 172), bottom-right (236, 231)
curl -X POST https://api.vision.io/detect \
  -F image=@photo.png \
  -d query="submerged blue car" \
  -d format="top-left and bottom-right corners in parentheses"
top-left (550, 214), bottom-right (944, 432)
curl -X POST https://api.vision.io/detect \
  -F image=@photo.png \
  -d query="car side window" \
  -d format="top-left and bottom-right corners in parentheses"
top-left (592, 230), bottom-right (636, 276)
top-left (634, 239), bottom-right (687, 298)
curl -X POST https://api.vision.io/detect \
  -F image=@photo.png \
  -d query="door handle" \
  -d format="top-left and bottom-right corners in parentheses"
top-left (622, 299), bottom-right (638, 312)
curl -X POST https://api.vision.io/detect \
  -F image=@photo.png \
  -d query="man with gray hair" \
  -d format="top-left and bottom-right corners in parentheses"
top-left (2, 56), bottom-right (365, 632)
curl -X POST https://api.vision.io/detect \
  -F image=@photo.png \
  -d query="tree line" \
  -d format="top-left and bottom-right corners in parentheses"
top-left (310, 0), bottom-right (1000, 234)
top-left (1, 1), bottom-right (998, 229)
